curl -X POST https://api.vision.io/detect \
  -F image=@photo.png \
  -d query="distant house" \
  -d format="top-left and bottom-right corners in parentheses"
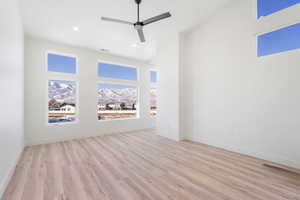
top-left (98, 102), bottom-right (136, 111)
top-left (106, 103), bottom-right (121, 110)
top-left (48, 99), bottom-right (61, 111)
top-left (60, 105), bottom-right (75, 113)
top-left (98, 104), bottom-right (106, 111)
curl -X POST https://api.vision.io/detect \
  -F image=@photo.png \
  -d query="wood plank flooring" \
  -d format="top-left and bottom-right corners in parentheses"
top-left (3, 129), bottom-right (300, 200)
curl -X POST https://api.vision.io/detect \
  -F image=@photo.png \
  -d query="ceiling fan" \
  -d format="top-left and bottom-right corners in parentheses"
top-left (101, 0), bottom-right (171, 43)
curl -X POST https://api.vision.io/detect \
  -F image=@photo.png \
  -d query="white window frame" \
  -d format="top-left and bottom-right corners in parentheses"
top-left (252, 0), bottom-right (300, 58)
top-left (46, 51), bottom-right (79, 125)
top-left (46, 51), bottom-right (79, 75)
top-left (97, 60), bottom-right (140, 121)
top-left (97, 60), bottom-right (139, 82)
top-left (255, 0), bottom-right (300, 21)
top-left (149, 69), bottom-right (158, 117)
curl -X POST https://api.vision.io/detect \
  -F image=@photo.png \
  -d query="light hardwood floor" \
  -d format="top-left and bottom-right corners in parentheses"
top-left (3, 129), bottom-right (300, 200)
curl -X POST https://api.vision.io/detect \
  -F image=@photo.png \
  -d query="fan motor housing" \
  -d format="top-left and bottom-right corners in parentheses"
top-left (134, 23), bottom-right (143, 30)
top-left (135, 0), bottom-right (142, 5)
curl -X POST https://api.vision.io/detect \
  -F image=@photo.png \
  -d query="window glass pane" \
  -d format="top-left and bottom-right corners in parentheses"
top-left (257, 0), bottom-right (300, 18)
top-left (48, 53), bottom-right (76, 74)
top-left (258, 23), bottom-right (300, 57)
top-left (150, 87), bottom-right (157, 116)
top-left (150, 71), bottom-right (157, 83)
top-left (98, 62), bottom-right (137, 81)
top-left (97, 83), bottom-right (138, 120)
top-left (48, 80), bottom-right (76, 123)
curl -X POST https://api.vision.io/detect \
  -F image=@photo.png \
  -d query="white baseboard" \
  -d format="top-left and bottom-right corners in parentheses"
top-left (189, 138), bottom-right (300, 169)
top-left (25, 128), bottom-right (156, 146)
top-left (0, 147), bottom-right (24, 199)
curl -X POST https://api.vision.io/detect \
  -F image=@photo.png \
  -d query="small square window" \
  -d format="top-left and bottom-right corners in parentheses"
top-left (150, 71), bottom-right (157, 83)
top-left (48, 53), bottom-right (76, 74)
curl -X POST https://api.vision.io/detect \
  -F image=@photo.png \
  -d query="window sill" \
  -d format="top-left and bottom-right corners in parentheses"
top-left (98, 117), bottom-right (140, 122)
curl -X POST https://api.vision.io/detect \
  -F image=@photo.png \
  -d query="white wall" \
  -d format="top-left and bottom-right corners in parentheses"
top-left (180, 1), bottom-right (300, 168)
top-left (25, 37), bottom-right (156, 146)
top-left (0, 0), bottom-right (24, 197)
top-left (152, 33), bottom-right (180, 141)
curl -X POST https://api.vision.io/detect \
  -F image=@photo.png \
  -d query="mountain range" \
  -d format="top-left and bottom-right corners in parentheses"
top-left (48, 81), bottom-right (76, 104)
top-left (49, 80), bottom-right (156, 105)
top-left (98, 88), bottom-right (137, 104)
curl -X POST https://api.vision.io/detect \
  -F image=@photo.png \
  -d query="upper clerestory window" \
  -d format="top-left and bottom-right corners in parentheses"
top-left (257, 0), bottom-right (300, 18)
top-left (47, 53), bottom-right (77, 74)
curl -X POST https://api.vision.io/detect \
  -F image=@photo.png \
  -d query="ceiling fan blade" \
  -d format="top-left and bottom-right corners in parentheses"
top-left (142, 12), bottom-right (171, 26)
top-left (101, 17), bottom-right (134, 25)
top-left (137, 29), bottom-right (146, 42)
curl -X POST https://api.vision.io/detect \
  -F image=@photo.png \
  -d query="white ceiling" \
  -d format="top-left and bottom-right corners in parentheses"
top-left (20, 0), bottom-right (232, 61)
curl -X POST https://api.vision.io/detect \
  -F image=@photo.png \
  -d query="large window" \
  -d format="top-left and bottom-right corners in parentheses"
top-left (150, 71), bottom-right (157, 116)
top-left (47, 52), bottom-right (78, 124)
top-left (48, 80), bottom-right (77, 123)
top-left (258, 23), bottom-right (300, 57)
top-left (97, 62), bottom-right (139, 120)
top-left (97, 83), bottom-right (137, 120)
top-left (257, 0), bottom-right (300, 18)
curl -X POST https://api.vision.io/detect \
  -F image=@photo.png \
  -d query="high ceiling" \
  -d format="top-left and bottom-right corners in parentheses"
top-left (20, 0), bottom-right (231, 61)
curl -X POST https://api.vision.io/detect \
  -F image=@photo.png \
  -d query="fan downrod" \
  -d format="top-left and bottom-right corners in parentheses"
top-left (135, 0), bottom-right (142, 5)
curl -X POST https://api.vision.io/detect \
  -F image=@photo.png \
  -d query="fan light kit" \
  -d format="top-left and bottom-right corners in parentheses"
top-left (101, 0), bottom-right (171, 43)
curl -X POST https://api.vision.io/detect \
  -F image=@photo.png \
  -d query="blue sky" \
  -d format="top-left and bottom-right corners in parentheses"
top-left (258, 23), bottom-right (300, 57)
top-left (257, 0), bottom-right (300, 18)
top-left (98, 62), bottom-right (137, 81)
top-left (150, 71), bottom-right (157, 83)
top-left (98, 83), bottom-right (136, 90)
top-left (49, 55), bottom-right (157, 83)
top-left (48, 53), bottom-right (76, 74)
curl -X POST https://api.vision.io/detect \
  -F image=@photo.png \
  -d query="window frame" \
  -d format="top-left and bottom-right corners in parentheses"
top-left (252, 0), bottom-right (300, 58)
top-left (149, 69), bottom-right (158, 117)
top-left (46, 51), bottom-right (78, 75)
top-left (97, 60), bottom-right (139, 82)
top-left (150, 70), bottom-right (158, 84)
top-left (256, 22), bottom-right (300, 57)
top-left (256, 0), bottom-right (300, 19)
top-left (45, 51), bottom-right (79, 126)
top-left (96, 60), bottom-right (140, 122)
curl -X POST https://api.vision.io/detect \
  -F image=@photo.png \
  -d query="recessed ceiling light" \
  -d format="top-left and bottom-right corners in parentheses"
top-left (73, 27), bottom-right (79, 31)
top-left (131, 43), bottom-right (137, 47)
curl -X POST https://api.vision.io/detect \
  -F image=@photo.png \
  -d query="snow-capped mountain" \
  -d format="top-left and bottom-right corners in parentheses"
top-left (49, 81), bottom-right (154, 105)
top-left (48, 81), bottom-right (76, 104)
top-left (98, 88), bottom-right (137, 104)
